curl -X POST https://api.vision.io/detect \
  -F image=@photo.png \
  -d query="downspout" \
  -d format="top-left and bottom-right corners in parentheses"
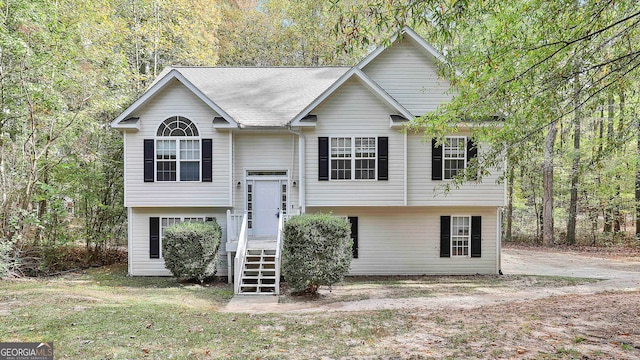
top-left (404, 131), bottom-right (408, 206)
top-left (287, 126), bottom-right (305, 213)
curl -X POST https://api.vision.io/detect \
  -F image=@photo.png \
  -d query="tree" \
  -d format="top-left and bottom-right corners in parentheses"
top-left (218, 0), bottom-right (369, 66)
top-left (566, 69), bottom-right (582, 245)
top-left (333, 0), bottom-right (640, 244)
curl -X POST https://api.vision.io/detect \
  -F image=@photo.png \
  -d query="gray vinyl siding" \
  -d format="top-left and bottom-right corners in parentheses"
top-left (307, 206), bottom-right (499, 275)
top-left (232, 131), bottom-right (299, 212)
top-left (129, 207), bottom-right (229, 276)
top-left (361, 37), bottom-right (452, 116)
top-left (124, 79), bottom-right (230, 207)
top-left (407, 132), bottom-right (506, 206)
top-left (304, 78), bottom-right (405, 206)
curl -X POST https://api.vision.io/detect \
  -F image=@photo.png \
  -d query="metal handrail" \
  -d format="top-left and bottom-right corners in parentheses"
top-left (233, 212), bottom-right (248, 294)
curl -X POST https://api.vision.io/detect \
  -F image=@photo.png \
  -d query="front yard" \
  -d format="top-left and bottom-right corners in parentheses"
top-left (1, 261), bottom-right (639, 359)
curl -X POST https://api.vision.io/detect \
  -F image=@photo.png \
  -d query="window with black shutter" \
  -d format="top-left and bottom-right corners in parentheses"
top-left (378, 137), bottom-right (388, 180)
top-left (348, 217), bottom-right (358, 258)
top-left (202, 138), bottom-right (213, 182)
top-left (466, 138), bottom-right (478, 181)
top-left (471, 216), bottom-right (482, 257)
top-left (432, 139), bottom-right (443, 180)
top-left (149, 217), bottom-right (160, 259)
top-left (440, 216), bottom-right (451, 257)
top-left (144, 139), bottom-right (155, 182)
top-left (318, 137), bottom-right (329, 181)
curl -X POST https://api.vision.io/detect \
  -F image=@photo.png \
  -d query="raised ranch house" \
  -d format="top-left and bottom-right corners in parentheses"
top-left (111, 28), bottom-right (506, 294)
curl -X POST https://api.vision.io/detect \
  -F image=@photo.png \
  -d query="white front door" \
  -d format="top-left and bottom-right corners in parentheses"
top-left (253, 180), bottom-right (281, 238)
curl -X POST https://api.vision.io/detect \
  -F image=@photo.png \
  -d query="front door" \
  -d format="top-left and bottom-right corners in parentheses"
top-left (253, 180), bottom-right (281, 238)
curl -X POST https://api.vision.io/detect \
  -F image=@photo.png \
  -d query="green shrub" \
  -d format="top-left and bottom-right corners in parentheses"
top-left (162, 220), bottom-right (221, 282)
top-left (282, 213), bottom-right (352, 294)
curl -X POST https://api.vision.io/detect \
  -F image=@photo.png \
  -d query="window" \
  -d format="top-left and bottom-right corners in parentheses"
top-left (156, 116), bottom-right (200, 182)
top-left (330, 137), bottom-right (376, 180)
top-left (451, 216), bottom-right (470, 256)
top-left (443, 136), bottom-right (466, 180)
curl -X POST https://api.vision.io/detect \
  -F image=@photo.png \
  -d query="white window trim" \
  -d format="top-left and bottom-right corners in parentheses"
top-left (329, 136), bottom-right (378, 181)
top-left (155, 117), bottom-right (202, 182)
top-left (158, 216), bottom-right (205, 258)
top-left (443, 136), bottom-right (467, 180)
top-left (450, 215), bottom-right (471, 257)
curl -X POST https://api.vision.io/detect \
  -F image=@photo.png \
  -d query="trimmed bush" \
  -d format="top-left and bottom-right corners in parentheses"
top-left (282, 213), bottom-right (352, 294)
top-left (162, 220), bottom-right (221, 282)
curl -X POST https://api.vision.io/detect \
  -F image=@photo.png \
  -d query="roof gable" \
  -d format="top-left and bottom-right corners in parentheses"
top-left (357, 27), bottom-right (447, 70)
top-left (289, 68), bottom-right (413, 126)
top-left (111, 69), bottom-right (238, 130)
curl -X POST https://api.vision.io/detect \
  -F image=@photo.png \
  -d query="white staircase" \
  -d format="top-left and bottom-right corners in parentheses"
top-left (230, 210), bottom-right (294, 295)
top-left (238, 248), bottom-right (278, 294)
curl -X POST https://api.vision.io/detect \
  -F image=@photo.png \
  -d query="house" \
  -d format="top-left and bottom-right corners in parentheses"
top-left (111, 27), bottom-right (505, 294)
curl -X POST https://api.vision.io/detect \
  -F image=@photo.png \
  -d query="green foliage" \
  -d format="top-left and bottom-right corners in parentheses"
top-left (162, 221), bottom-right (222, 282)
top-left (0, 238), bottom-right (18, 279)
top-left (282, 213), bottom-right (352, 294)
top-left (218, 0), bottom-right (370, 66)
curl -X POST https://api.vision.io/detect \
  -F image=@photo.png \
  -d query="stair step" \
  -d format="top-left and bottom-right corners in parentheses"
top-left (243, 272), bottom-right (276, 277)
top-left (236, 246), bottom-right (280, 295)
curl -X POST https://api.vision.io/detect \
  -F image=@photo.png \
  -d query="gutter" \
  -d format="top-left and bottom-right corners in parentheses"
top-left (287, 125), bottom-right (306, 213)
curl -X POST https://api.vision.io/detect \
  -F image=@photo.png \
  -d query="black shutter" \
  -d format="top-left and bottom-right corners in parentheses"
top-left (144, 139), bottom-right (154, 182)
top-left (348, 217), bottom-right (358, 258)
top-left (378, 137), bottom-right (388, 180)
top-left (471, 216), bottom-right (482, 257)
top-left (202, 138), bottom-right (212, 182)
top-left (149, 217), bottom-right (160, 259)
top-left (318, 137), bottom-right (329, 181)
top-left (432, 139), bottom-right (443, 180)
top-left (440, 216), bottom-right (451, 257)
top-left (467, 138), bottom-right (478, 181)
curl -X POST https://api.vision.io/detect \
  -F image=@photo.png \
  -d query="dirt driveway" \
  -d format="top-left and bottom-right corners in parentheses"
top-left (223, 248), bottom-right (640, 359)
top-left (503, 247), bottom-right (640, 282)
top-left (226, 247), bottom-right (640, 313)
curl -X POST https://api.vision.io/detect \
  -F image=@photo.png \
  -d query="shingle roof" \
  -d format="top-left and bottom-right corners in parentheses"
top-left (171, 67), bottom-right (350, 127)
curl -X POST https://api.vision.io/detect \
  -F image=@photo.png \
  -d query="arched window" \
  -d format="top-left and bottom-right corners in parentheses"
top-left (156, 116), bottom-right (199, 137)
top-left (156, 116), bottom-right (200, 181)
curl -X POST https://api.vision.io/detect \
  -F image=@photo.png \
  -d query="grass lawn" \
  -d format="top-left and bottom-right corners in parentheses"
top-left (1, 264), bottom-right (636, 359)
top-left (0, 265), bottom-right (406, 359)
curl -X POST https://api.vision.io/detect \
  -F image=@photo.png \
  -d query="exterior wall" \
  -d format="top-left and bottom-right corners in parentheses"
top-left (129, 207), bottom-right (229, 276)
top-left (232, 131), bottom-right (299, 213)
top-left (304, 78), bottom-right (405, 207)
top-left (407, 131), bottom-right (505, 206)
top-left (307, 206), bottom-right (499, 275)
top-left (124, 79), bottom-right (231, 207)
top-left (361, 37), bottom-right (452, 116)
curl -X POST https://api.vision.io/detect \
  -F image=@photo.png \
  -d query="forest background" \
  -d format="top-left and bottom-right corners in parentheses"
top-left (0, 0), bottom-right (638, 276)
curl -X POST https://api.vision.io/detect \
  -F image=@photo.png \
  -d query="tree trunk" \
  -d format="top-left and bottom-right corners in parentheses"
top-left (604, 95), bottom-right (616, 233)
top-left (636, 102), bottom-right (640, 240)
top-left (506, 164), bottom-right (514, 241)
top-left (543, 121), bottom-right (558, 246)
top-left (566, 74), bottom-right (581, 244)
